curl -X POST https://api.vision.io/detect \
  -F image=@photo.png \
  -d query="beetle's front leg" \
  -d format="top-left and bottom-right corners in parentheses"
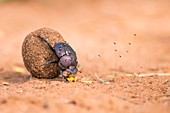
top-left (60, 70), bottom-right (69, 82)
top-left (40, 60), bottom-right (58, 66)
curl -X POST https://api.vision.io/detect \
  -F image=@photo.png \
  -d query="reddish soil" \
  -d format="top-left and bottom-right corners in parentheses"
top-left (0, 0), bottom-right (170, 113)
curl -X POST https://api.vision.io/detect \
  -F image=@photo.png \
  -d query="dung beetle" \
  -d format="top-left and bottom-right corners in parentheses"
top-left (35, 35), bottom-right (78, 82)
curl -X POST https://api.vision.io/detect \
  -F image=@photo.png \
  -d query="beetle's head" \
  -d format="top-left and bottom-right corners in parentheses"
top-left (58, 55), bottom-right (78, 74)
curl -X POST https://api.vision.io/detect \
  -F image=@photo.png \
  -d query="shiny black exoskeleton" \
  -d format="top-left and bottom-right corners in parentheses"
top-left (36, 35), bottom-right (78, 82)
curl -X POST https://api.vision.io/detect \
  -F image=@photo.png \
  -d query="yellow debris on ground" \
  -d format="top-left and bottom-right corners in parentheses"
top-left (67, 76), bottom-right (75, 82)
top-left (13, 67), bottom-right (25, 73)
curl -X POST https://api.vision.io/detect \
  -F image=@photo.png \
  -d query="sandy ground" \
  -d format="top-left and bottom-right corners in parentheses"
top-left (0, 0), bottom-right (170, 113)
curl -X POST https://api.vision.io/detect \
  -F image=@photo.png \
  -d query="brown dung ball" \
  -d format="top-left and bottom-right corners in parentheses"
top-left (22, 27), bottom-right (65, 78)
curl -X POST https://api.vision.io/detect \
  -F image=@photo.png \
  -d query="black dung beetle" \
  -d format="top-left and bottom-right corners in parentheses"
top-left (35, 35), bottom-right (78, 82)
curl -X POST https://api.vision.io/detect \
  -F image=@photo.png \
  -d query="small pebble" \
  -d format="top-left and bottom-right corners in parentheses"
top-left (2, 82), bottom-right (9, 86)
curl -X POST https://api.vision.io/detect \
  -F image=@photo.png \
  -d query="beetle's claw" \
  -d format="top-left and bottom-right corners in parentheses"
top-left (63, 76), bottom-right (69, 82)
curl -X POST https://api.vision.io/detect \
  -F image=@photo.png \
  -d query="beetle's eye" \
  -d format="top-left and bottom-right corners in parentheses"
top-left (58, 55), bottom-right (72, 69)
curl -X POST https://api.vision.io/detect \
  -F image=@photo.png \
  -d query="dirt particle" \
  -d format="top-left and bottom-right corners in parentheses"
top-left (149, 81), bottom-right (152, 84)
top-left (0, 99), bottom-right (7, 104)
top-left (43, 103), bottom-right (49, 109)
top-left (0, 68), bottom-right (4, 72)
top-left (131, 95), bottom-right (137, 98)
top-left (68, 100), bottom-right (77, 105)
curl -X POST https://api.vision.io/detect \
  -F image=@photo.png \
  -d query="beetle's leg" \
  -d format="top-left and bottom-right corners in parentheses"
top-left (35, 35), bottom-right (56, 55)
top-left (60, 70), bottom-right (69, 82)
top-left (40, 60), bottom-right (58, 66)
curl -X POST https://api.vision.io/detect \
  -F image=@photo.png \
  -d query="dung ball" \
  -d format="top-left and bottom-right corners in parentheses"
top-left (22, 27), bottom-right (65, 78)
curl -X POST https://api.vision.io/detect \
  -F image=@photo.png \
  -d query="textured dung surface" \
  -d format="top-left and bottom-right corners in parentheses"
top-left (22, 28), bottom-right (65, 78)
